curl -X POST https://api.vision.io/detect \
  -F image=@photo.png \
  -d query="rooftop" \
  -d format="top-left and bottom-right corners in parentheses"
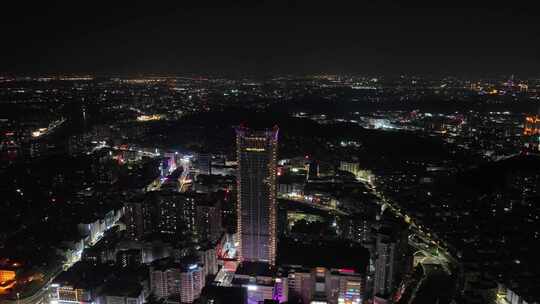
top-left (99, 278), bottom-right (142, 298)
top-left (150, 256), bottom-right (200, 272)
top-left (277, 238), bottom-right (369, 274)
top-left (235, 261), bottom-right (276, 278)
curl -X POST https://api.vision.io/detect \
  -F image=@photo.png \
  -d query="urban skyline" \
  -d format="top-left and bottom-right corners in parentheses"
top-left (2, 2), bottom-right (540, 304)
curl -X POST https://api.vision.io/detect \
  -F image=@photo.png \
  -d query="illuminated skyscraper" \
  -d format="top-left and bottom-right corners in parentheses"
top-left (523, 114), bottom-right (540, 153)
top-left (236, 125), bottom-right (279, 265)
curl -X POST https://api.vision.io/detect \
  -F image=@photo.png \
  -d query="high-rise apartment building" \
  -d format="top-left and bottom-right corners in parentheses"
top-left (195, 199), bottom-right (223, 242)
top-left (155, 192), bottom-right (196, 236)
top-left (339, 161), bottom-right (360, 177)
top-left (197, 152), bottom-right (212, 175)
top-left (150, 258), bottom-right (205, 303)
top-left (373, 227), bottom-right (409, 298)
top-left (236, 126), bottom-right (279, 265)
top-left (124, 196), bottom-right (151, 241)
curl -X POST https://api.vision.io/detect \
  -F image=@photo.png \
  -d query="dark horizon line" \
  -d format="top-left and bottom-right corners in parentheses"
top-left (0, 71), bottom-right (537, 80)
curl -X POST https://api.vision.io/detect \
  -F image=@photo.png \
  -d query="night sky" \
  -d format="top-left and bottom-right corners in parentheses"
top-left (1, 1), bottom-right (539, 76)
